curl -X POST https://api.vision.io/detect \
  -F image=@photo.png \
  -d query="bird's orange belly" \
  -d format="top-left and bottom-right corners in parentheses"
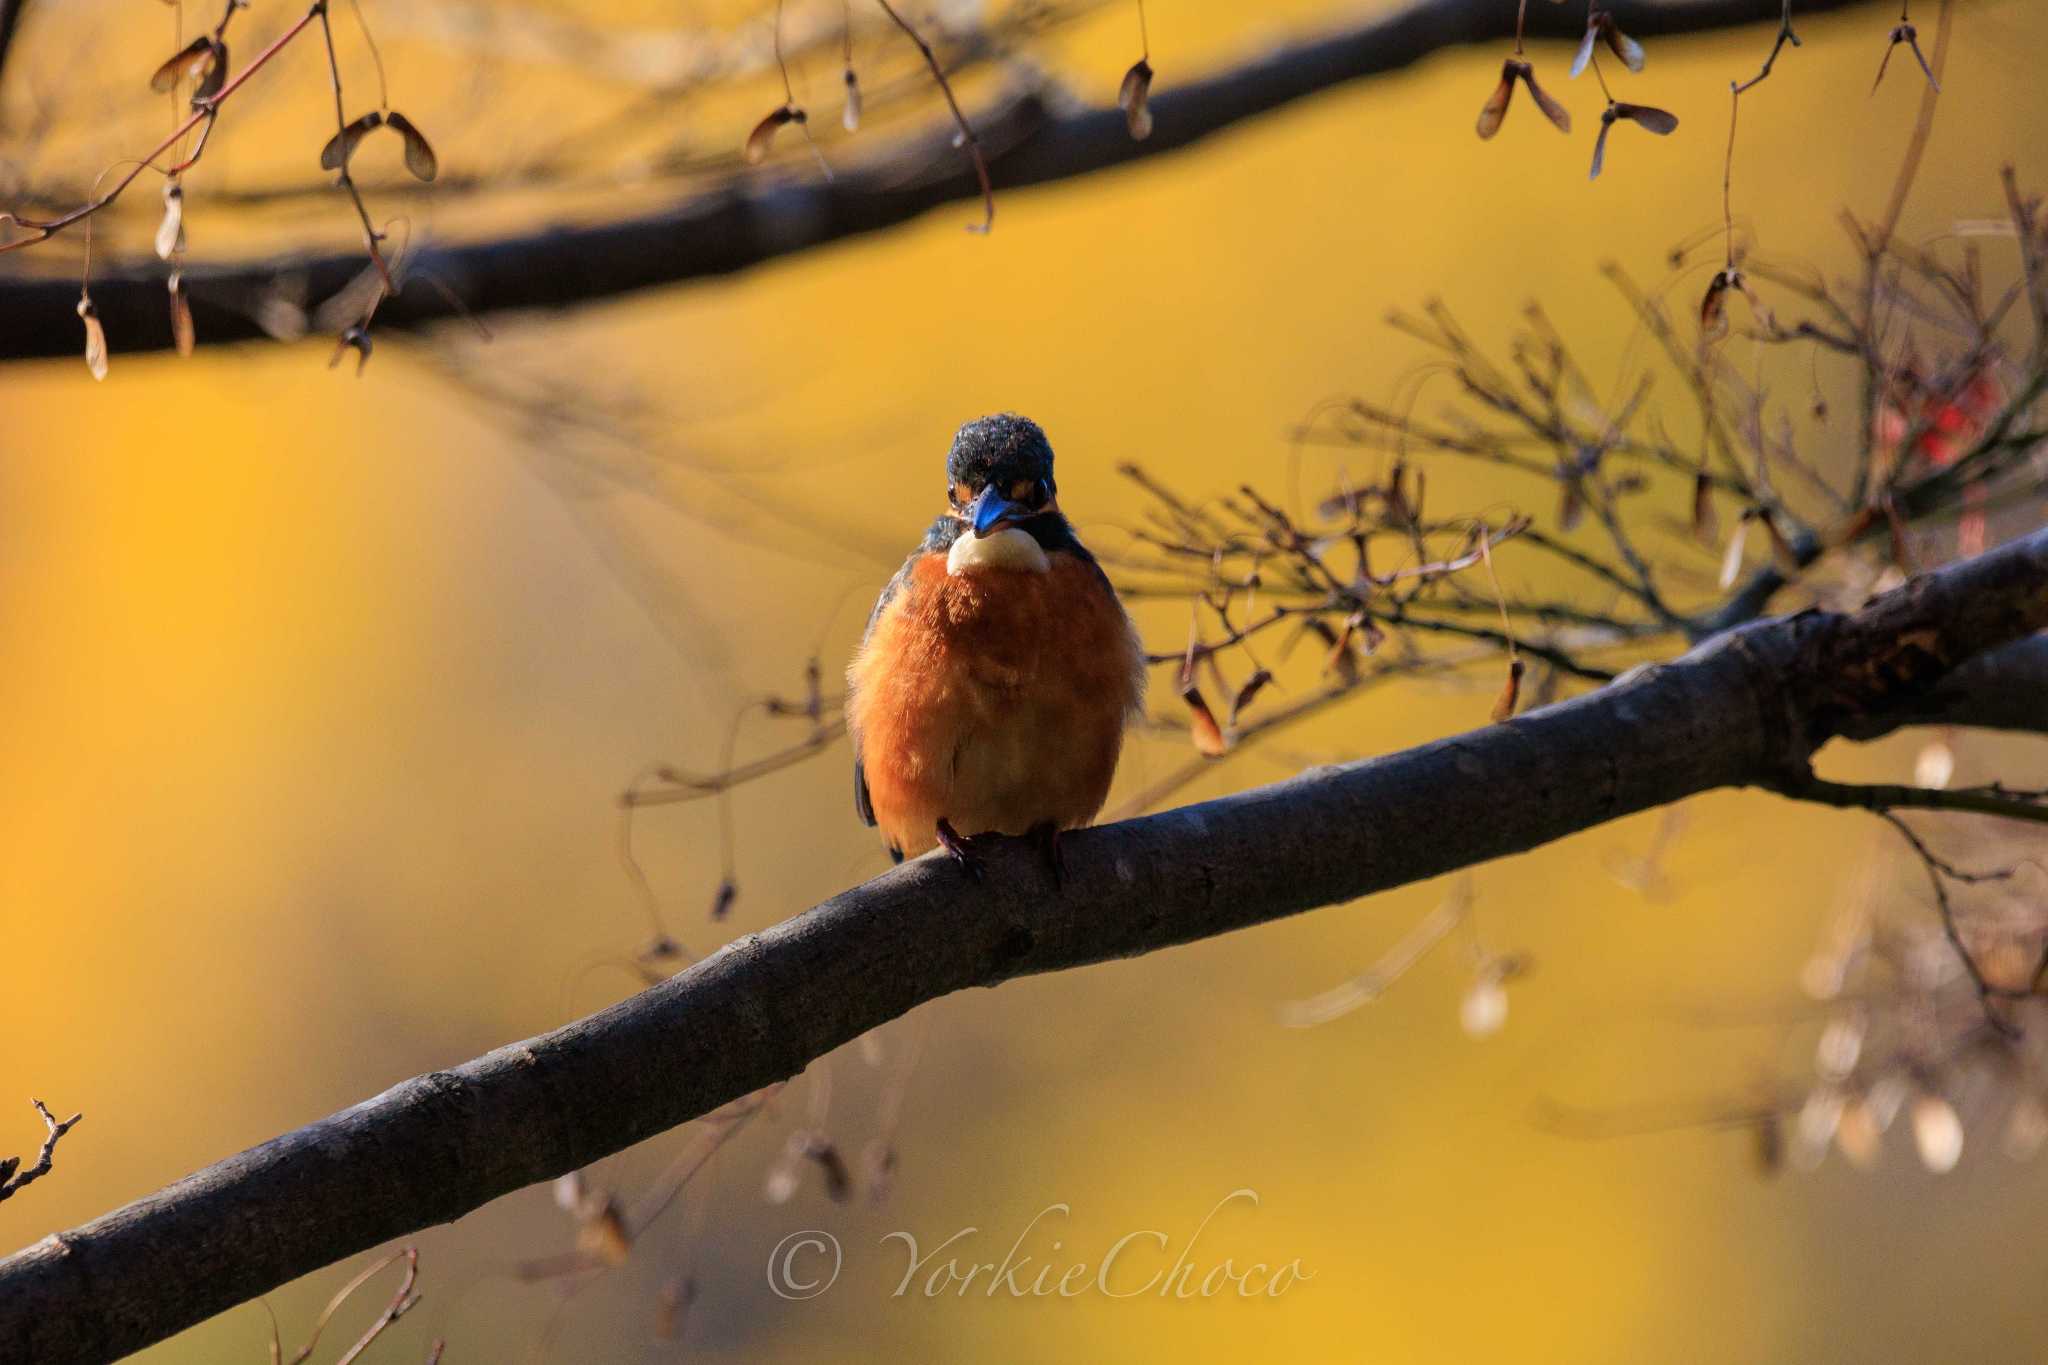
top-left (850, 554), bottom-right (1140, 859)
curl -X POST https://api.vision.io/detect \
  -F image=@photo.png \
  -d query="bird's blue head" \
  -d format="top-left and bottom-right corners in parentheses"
top-left (945, 413), bottom-right (1058, 538)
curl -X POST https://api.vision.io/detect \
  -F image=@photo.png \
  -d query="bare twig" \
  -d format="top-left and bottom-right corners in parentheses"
top-left (0, 1101), bottom-right (82, 1205)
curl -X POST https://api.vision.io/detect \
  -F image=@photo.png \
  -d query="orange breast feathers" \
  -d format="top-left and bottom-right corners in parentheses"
top-left (848, 551), bottom-right (1146, 859)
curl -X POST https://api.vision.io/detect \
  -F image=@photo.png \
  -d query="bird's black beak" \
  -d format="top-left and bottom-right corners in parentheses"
top-left (968, 483), bottom-right (1030, 538)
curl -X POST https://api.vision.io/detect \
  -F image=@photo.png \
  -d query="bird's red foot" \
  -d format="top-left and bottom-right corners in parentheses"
top-left (1027, 821), bottom-right (1066, 888)
top-left (934, 817), bottom-right (984, 882)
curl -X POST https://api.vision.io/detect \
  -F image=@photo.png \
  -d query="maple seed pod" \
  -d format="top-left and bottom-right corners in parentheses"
top-left (801, 1134), bottom-right (853, 1203)
top-left (863, 1136), bottom-right (899, 1204)
top-left (320, 111), bottom-right (384, 172)
top-left (192, 40), bottom-right (228, 103)
top-left (76, 296), bottom-right (108, 382)
top-left (654, 1275), bottom-right (697, 1340)
top-left (1603, 20), bottom-right (1646, 73)
top-left (745, 104), bottom-right (804, 164)
top-left (1521, 66), bottom-right (1571, 134)
top-left (1615, 102), bottom-right (1678, 136)
top-left (1460, 974), bottom-right (1509, 1038)
top-left (150, 36), bottom-right (214, 93)
top-left (575, 1199), bottom-right (633, 1267)
top-left (842, 68), bottom-right (863, 132)
top-left (1228, 668), bottom-right (1273, 726)
top-left (1570, 23), bottom-right (1600, 79)
top-left (763, 1154), bottom-right (801, 1205)
top-left (1119, 58), bottom-right (1155, 140)
top-left (1910, 1095), bottom-right (1964, 1173)
top-left (1180, 683), bottom-right (1227, 757)
top-left (332, 324), bottom-right (373, 376)
top-left (167, 272), bottom-right (196, 357)
top-left (154, 179), bottom-right (186, 260)
top-left (1476, 61), bottom-right (1517, 139)
top-left (1913, 741), bottom-right (1954, 791)
top-left (1690, 471), bottom-right (1717, 545)
top-left (1491, 657), bottom-right (1525, 724)
top-left (1699, 269), bottom-right (1736, 342)
top-left (384, 111), bottom-right (439, 182)
top-left (1760, 511), bottom-right (1801, 576)
top-left (710, 877), bottom-right (737, 921)
top-left (1717, 512), bottom-right (1752, 590)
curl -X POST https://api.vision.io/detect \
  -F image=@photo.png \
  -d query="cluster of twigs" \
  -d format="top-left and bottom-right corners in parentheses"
top-left (1478, 1), bottom-right (1677, 181)
top-left (260, 1244), bottom-right (440, 1365)
top-left (0, 0), bottom-right (435, 376)
top-left (512, 1015), bottom-right (921, 1351)
top-left (0, 1099), bottom-right (81, 1205)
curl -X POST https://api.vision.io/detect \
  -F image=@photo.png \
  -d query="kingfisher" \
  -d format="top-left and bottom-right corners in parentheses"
top-left (847, 414), bottom-right (1146, 875)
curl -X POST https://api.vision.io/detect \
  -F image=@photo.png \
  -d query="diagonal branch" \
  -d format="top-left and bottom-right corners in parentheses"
top-left (0, 0), bottom-right (1885, 361)
top-left (1, 527), bottom-right (2041, 1363)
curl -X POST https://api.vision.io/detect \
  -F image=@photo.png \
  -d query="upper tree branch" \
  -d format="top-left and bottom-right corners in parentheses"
top-left (1, 524), bottom-right (2042, 1363)
top-left (0, 0), bottom-right (1884, 361)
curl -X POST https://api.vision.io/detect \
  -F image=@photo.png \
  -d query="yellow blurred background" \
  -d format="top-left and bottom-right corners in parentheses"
top-left (5, 1), bottom-right (2048, 1360)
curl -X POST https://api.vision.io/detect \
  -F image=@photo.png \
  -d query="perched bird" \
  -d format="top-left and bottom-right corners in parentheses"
top-left (847, 414), bottom-right (1145, 873)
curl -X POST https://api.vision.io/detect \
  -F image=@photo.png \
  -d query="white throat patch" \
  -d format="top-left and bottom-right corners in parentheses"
top-left (947, 526), bottom-right (1050, 576)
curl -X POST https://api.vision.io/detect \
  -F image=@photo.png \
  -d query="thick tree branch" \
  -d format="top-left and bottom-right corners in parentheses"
top-left (0, 527), bottom-right (2041, 1363)
top-left (0, 0), bottom-right (1884, 361)
top-left (1837, 633), bottom-right (2048, 739)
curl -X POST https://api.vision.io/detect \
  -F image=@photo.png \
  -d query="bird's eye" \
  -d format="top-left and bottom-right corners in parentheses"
top-left (948, 483), bottom-right (964, 507)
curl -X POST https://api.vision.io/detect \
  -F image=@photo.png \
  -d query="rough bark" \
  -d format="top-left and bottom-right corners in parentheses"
top-left (0, 0), bottom-right (1884, 361)
top-left (0, 526), bottom-right (2041, 1363)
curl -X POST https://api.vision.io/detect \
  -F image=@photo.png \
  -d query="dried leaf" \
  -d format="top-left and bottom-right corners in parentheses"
top-left (1227, 668), bottom-right (1273, 726)
top-left (841, 68), bottom-right (863, 132)
top-left (154, 179), bottom-right (185, 260)
top-left (744, 104), bottom-right (802, 164)
top-left (1476, 63), bottom-right (1516, 139)
top-left (1521, 66), bottom-right (1572, 134)
top-left (1490, 657), bottom-right (1525, 724)
top-left (1690, 471), bottom-right (1717, 546)
top-left (76, 296), bottom-right (107, 381)
top-left (384, 111), bottom-right (438, 182)
top-left (320, 111), bottom-right (383, 172)
top-left (149, 36), bottom-right (213, 94)
top-left (167, 272), bottom-right (195, 357)
top-left (1180, 684), bottom-right (1227, 757)
top-left (1717, 514), bottom-right (1751, 589)
top-left (1118, 58), bottom-right (1154, 141)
